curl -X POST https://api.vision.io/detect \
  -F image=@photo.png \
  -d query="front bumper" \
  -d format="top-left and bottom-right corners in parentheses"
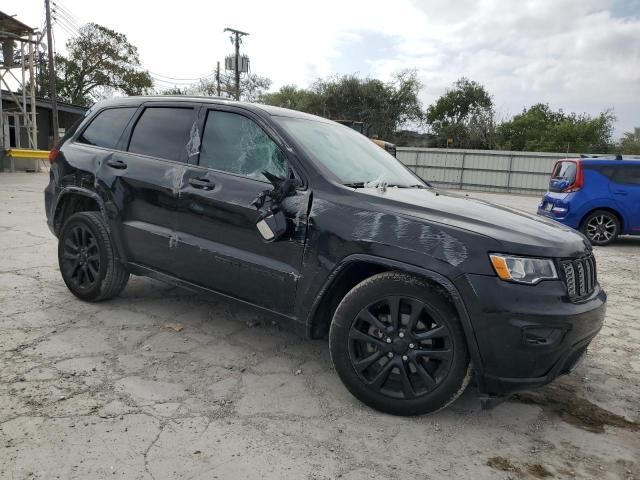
top-left (456, 274), bottom-right (606, 396)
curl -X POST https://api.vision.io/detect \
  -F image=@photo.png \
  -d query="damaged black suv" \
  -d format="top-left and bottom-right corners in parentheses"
top-left (45, 96), bottom-right (606, 415)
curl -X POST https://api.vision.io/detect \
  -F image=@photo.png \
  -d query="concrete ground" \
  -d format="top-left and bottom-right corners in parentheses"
top-left (1, 173), bottom-right (638, 480)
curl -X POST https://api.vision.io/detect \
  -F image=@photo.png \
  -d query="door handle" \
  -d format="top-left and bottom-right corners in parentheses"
top-left (188, 177), bottom-right (214, 190)
top-left (106, 159), bottom-right (127, 169)
top-left (613, 191), bottom-right (628, 196)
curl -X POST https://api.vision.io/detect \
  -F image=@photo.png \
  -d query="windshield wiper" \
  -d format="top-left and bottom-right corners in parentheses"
top-left (343, 182), bottom-right (367, 188)
top-left (343, 182), bottom-right (428, 189)
top-left (389, 184), bottom-right (428, 189)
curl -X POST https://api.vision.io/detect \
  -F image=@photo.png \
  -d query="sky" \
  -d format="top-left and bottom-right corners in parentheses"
top-left (9, 0), bottom-right (640, 136)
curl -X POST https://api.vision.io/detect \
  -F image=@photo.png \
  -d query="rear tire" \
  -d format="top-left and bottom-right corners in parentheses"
top-left (329, 272), bottom-right (471, 416)
top-left (58, 211), bottom-right (129, 301)
top-left (581, 210), bottom-right (620, 246)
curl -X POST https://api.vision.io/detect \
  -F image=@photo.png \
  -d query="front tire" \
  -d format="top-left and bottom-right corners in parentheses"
top-left (581, 210), bottom-right (620, 246)
top-left (329, 272), bottom-right (471, 416)
top-left (58, 211), bottom-right (129, 301)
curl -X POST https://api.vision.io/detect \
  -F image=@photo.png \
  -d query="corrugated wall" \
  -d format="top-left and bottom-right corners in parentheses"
top-left (397, 147), bottom-right (577, 194)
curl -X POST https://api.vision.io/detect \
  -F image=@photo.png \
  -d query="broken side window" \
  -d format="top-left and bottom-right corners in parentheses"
top-left (199, 110), bottom-right (288, 181)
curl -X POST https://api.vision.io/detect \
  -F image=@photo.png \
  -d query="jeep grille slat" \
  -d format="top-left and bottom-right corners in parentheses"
top-left (560, 254), bottom-right (597, 300)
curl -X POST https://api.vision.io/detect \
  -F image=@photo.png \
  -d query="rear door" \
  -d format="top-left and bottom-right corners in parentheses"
top-left (173, 106), bottom-right (309, 315)
top-left (107, 102), bottom-right (200, 274)
top-left (609, 165), bottom-right (640, 233)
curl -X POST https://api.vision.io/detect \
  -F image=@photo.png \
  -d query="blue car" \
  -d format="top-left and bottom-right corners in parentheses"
top-left (538, 157), bottom-right (640, 245)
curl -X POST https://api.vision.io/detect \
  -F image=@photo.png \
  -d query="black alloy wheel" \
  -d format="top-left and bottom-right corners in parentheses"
top-left (58, 211), bottom-right (129, 301)
top-left (61, 224), bottom-right (101, 291)
top-left (330, 272), bottom-right (471, 416)
top-left (348, 295), bottom-right (453, 400)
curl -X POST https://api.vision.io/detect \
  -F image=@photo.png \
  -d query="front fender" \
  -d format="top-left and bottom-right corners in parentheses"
top-left (304, 253), bottom-right (485, 381)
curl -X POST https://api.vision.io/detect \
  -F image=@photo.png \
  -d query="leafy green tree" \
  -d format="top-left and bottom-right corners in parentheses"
top-left (260, 70), bottom-right (424, 139)
top-left (196, 72), bottom-right (271, 102)
top-left (259, 85), bottom-right (317, 111)
top-left (39, 23), bottom-right (152, 106)
top-left (618, 129), bottom-right (640, 155)
top-left (426, 77), bottom-right (495, 149)
top-left (496, 103), bottom-right (615, 153)
top-left (157, 86), bottom-right (189, 95)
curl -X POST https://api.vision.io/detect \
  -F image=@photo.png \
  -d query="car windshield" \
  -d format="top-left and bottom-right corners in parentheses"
top-left (275, 116), bottom-right (426, 188)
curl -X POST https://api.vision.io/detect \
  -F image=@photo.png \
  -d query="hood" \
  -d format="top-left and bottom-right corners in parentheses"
top-left (356, 187), bottom-right (590, 258)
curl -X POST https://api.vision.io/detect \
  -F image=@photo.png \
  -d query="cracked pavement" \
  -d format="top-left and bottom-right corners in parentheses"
top-left (1, 173), bottom-right (638, 479)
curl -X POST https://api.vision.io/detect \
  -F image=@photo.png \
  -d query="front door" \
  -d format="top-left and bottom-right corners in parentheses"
top-left (610, 165), bottom-right (640, 233)
top-left (173, 106), bottom-right (309, 315)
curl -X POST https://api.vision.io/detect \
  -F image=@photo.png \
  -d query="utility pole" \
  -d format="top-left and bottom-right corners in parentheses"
top-left (45, 0), bottom-right (59, 145)
top-left (224, 28), bottom-right (248, 100)
top-left (215, 61), bottom-right (221, 96)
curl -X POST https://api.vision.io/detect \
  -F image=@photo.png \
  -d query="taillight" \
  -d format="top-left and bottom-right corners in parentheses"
top-left (48, 148), bottom-right (59, 164)
top-left (563, 160), bottom-right (583, 192)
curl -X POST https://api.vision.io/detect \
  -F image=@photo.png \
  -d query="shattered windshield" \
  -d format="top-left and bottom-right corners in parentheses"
top-left (275, 117), bottom-right (426, 188)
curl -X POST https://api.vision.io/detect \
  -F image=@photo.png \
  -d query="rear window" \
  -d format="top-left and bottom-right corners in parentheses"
top-left (612, 166), bottom-right (640, 185)
top-left (128, 107), bottom-right (195, 162)
top-left (78, 107), bottom-right (137, 149)
top-left (551, 161), bottom-right (577, 183)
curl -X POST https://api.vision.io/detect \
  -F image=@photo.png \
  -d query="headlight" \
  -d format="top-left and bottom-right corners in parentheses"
top-left (489, 254), bottom-right (558, 285)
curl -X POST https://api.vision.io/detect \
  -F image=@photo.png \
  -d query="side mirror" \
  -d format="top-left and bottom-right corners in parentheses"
top-left (252, 171), bottom-right (297, 242)
top-left (256, 210), bottom-right (287, 242)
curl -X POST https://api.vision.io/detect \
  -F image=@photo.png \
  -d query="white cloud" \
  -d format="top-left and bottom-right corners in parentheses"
top-left (10, 0), bottom-right (640, 135)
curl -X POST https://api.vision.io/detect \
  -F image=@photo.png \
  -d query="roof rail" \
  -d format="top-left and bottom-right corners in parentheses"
top-left (579, 153), bottom-right (623, 160)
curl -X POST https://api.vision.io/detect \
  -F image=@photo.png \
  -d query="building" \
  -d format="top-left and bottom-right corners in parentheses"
top-left (1, 91), bottom-right (87, 171)
top-left (1, 90), bottom-right (87, 150)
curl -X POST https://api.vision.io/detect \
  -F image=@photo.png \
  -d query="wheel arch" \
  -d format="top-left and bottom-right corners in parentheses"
top-left (580, 206), bottom-right (625, 233)
top-left (53, 187), bottom-right (106, 236)
top-left (306, 254), bottom-right (484, 377)
top-left (52, 186), bottom-right (128, 263)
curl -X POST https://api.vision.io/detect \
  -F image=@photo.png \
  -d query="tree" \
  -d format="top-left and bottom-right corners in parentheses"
top-left (426, 78), bottom-right (495, 149)
top-left (618, 129), bottom-right (640, 155)
top-left (39, 23), bottom-right (152, 106)
top-left (196, 72), bottom-right (272, 102)
top-left (496, 103), bottom-right (616, 153)
top-left (260, 70), bottom-right (424, 139)
top-left (157, 86), bottom-right (189, 96)
top-left (259, 85), bottom-right (316, 111)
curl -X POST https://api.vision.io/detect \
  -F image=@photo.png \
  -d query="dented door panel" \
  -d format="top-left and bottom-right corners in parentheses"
top-left (106, 153), bottom-right (184, 274)
top-left (172, 167), bottom-right (309, 315)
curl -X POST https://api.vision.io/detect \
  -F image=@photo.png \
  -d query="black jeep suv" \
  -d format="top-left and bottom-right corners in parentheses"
top-left (45, 96), bottom-right (606, 415)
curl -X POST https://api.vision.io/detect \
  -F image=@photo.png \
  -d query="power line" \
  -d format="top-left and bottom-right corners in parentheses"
top-left (150, 77), bottom-right (200, 87)
top-left (52, 16), bottom-right (79, 37)
top-left (52, 18), bottom-right (78, 38)
top-left (52, 0), bottom-right (81, 26)
top-left (51, 6), bottom-right (79, 28)
top-left (52, 9), bottom-right (80, 32)
top-left (148, 70), bottom-right (215, 82)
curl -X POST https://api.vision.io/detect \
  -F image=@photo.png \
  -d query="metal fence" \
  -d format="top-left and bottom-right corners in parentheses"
top-left (397, 147), bottom-right (582, 195)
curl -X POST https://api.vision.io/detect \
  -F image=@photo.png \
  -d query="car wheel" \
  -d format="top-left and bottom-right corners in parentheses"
top-left (58, 211), bottom-right (129, 301)
top-left (581, 210), bottom-right (620, 246)
top-left (329, 272), bottom-right (471, 416)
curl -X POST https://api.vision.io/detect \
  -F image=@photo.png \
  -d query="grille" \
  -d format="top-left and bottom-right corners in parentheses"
top-left (560, 254), bottom-right (597, 299)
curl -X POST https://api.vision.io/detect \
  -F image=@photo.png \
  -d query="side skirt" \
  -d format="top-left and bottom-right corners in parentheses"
top-left (126, 262), bottom-right (307, 336)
